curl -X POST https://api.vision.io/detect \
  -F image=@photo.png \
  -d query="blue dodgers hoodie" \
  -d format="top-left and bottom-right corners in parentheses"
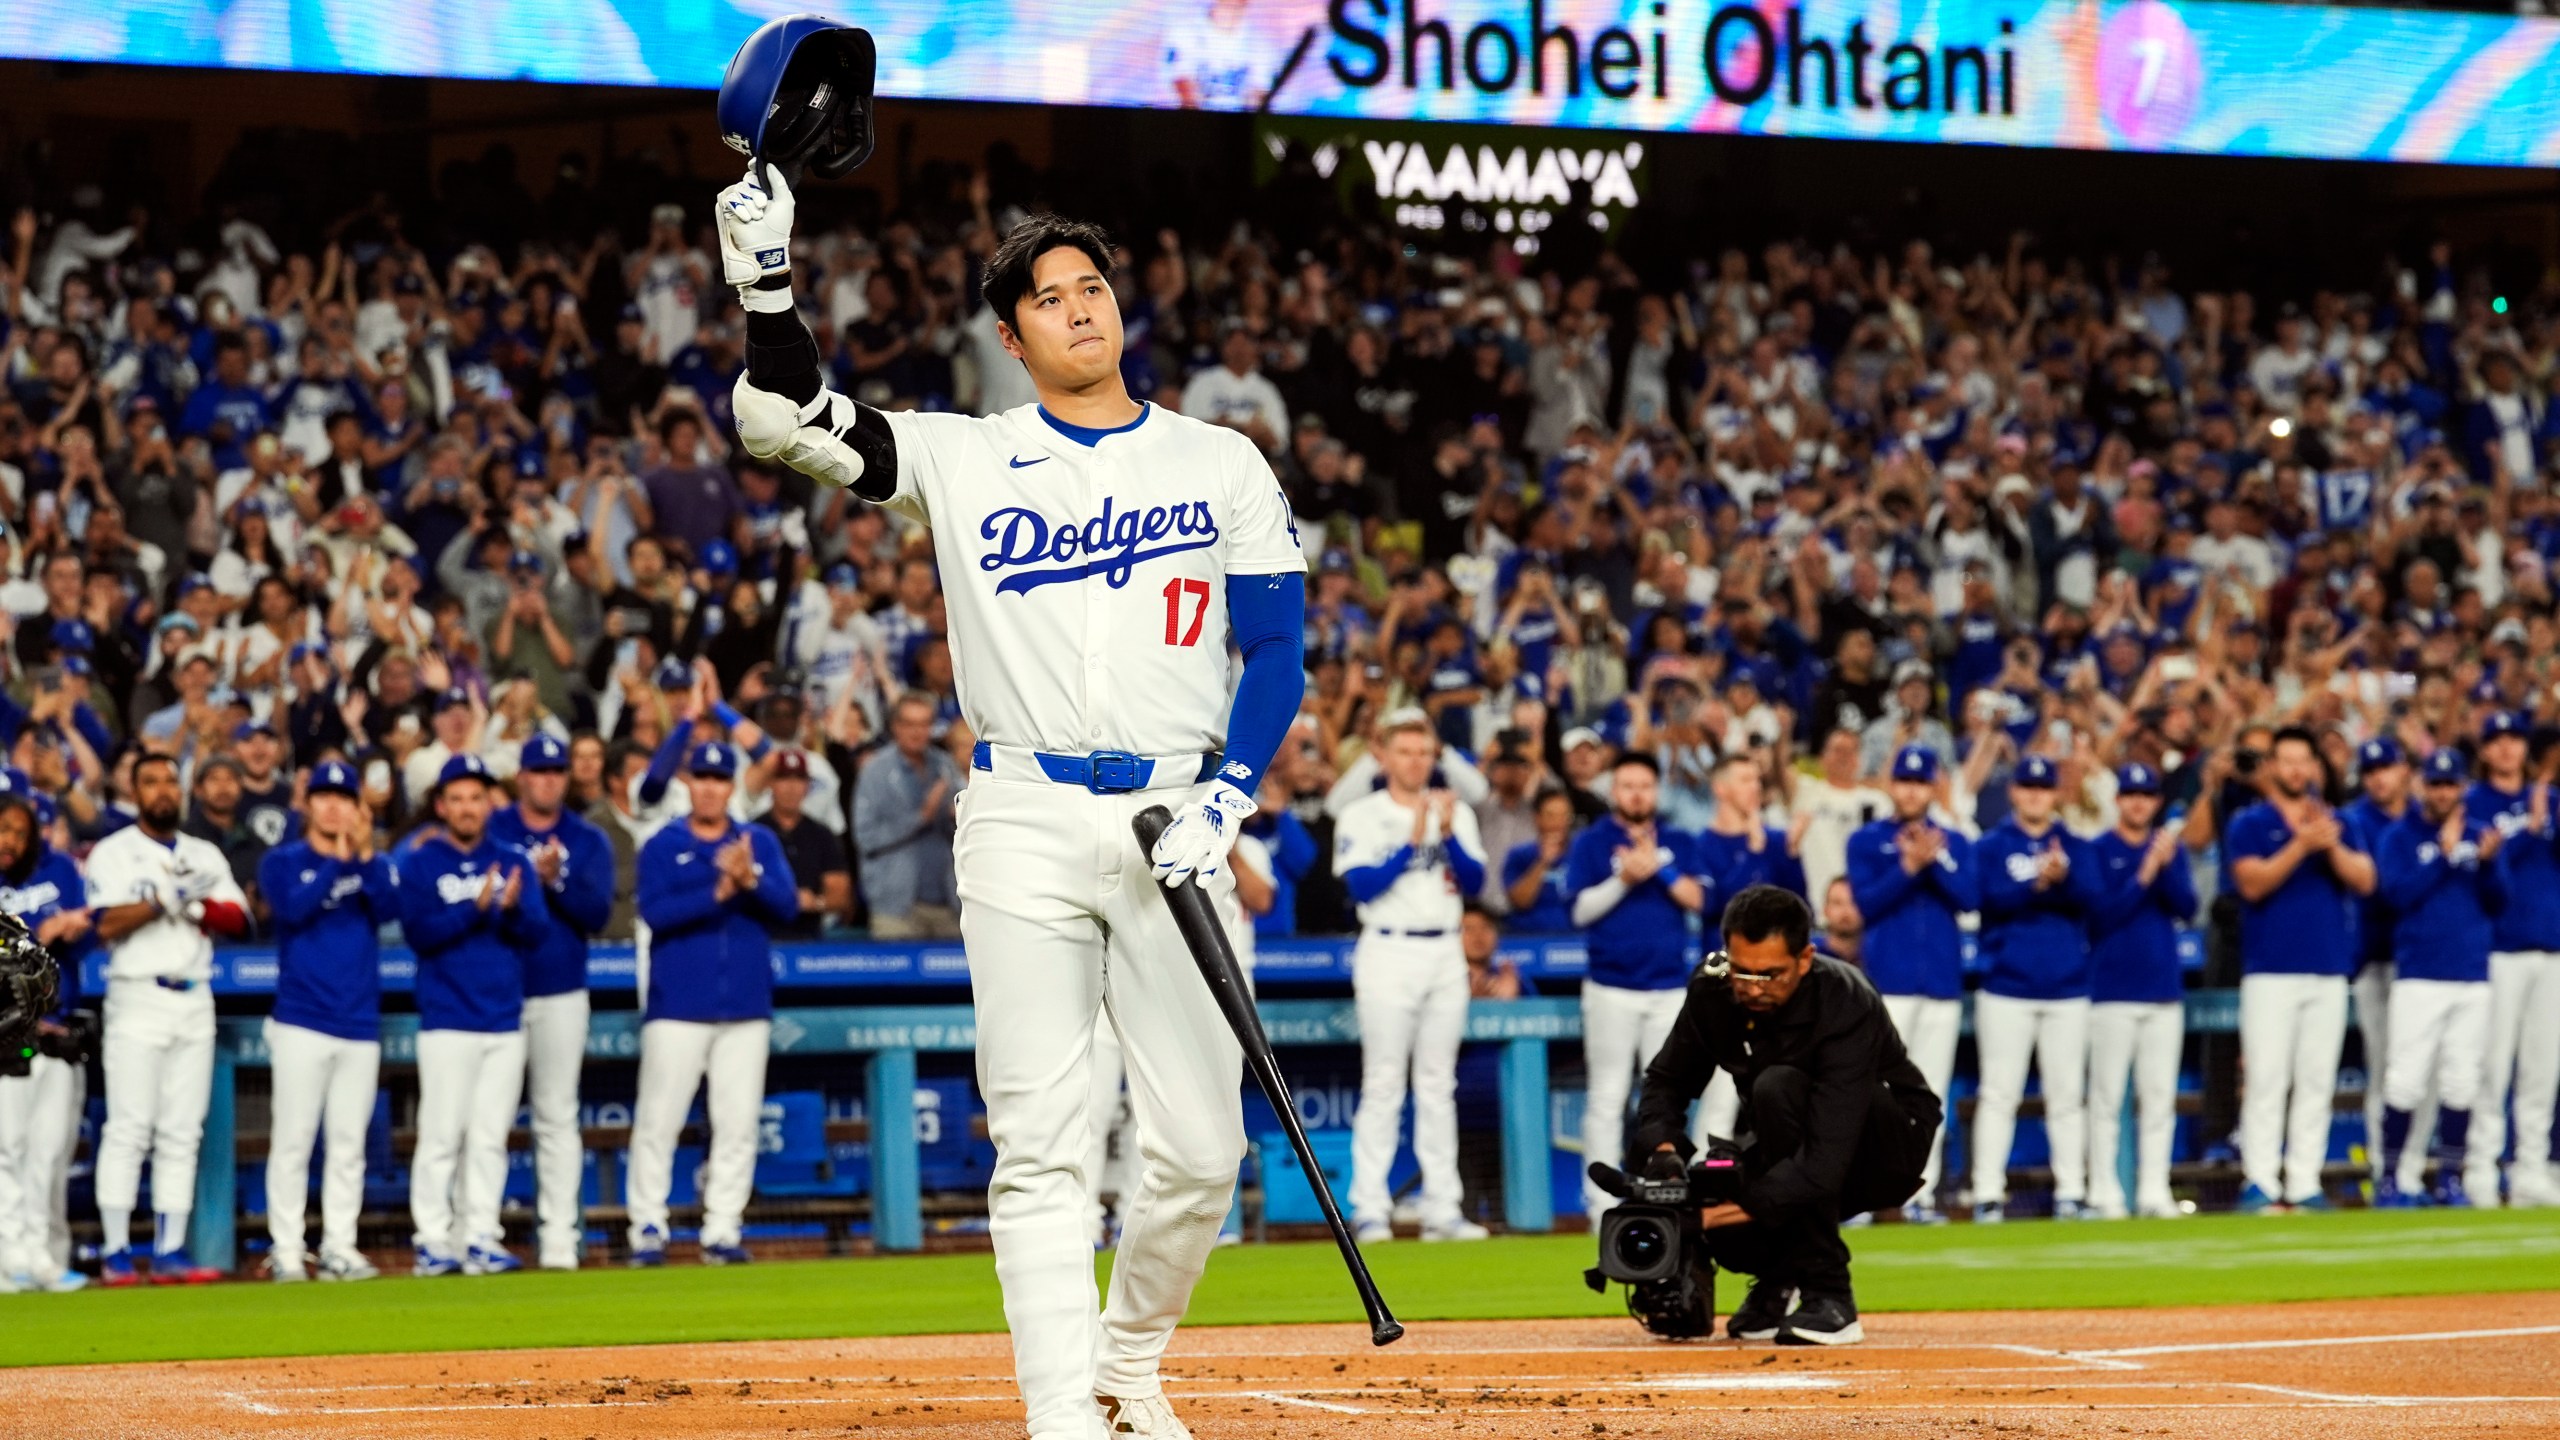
top-left (636, 819), bottom-right (798, 1023)
top-left (2376, 807), bottom-right (2507, 984)
top-left (1976, 817), bottom-right (2102, 1001)
top-left (1, 845), bottom-right (95, 1023)
top-left (1845, 816), bottom-right (1979, 1000)
top-left (397, 833), bottom-right (542, 1033)
top-left (488, 805), bottom-right (616, 998)
top-left (259, 840), bottom-right (399, 1041)
top-left (2464, 781), bottom-right (2560, 954)
top-left (2085, 829), bottom-right (2199, 1005)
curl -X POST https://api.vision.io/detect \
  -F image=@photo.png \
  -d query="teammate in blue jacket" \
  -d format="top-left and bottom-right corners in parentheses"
top-left (256, 760), bottom-right (396, 1282)
top-left (2084, 762), bottom-right (2197, 1219)
top-left (1845, 744), bottom-right (1978, 1219)
top-left (2464, 711), bottom-right (2560, 1208)
top-left (488, 734), bottom-right (616, 1270)
top-left (2374, 747), bottom-right (2506, 1208)
top-left (627, 741), bottom-right (798, 1266)
top-left (1694, 754), bottom-right (1810, 904)
top-left (2341, 736), bottom-right (2411, 1181)
top-left (1970, 754), bottom-right (2103, 1221)
top-left (397, 753), bottom-right (541, 1277)
top-left (0, 790), bottom-right (96, 1293)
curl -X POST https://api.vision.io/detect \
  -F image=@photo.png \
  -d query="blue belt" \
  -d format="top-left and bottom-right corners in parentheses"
top-left (972, 742), bottom-right (1222, 795)
top-left (1376, 927), bottom-right (1448, 939)
top-left (154, 976), bottom-right (200, 992)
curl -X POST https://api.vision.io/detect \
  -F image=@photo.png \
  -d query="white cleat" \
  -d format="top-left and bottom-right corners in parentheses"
top-left (1096, 1392), bottom-right (1194, 1439)
top-left (1353, 1217), bottom-right (1393, 1245)
top-left (1420, 1217), bottom-right (1490, 1242)
top-left (318, 1249), bottom-right (380, 1282)
top-left (266, 1252), bottom-right (309, 1283)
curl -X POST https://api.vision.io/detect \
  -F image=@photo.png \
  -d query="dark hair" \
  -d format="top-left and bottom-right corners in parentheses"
top-left (1612, 751), bottom-right (1661, 778)
top-left (1721, 883), bottom-right (1813, 955)
top-left (2270, 724), bottom-right (2321, 756)
top-left (134, 753), bottom-right (183, 786)
top-left (980, 214), bottom-right (1117, 329)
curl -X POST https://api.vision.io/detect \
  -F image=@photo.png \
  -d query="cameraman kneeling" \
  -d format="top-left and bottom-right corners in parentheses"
top-left (1632, 884), bottom-right (1942, 1345)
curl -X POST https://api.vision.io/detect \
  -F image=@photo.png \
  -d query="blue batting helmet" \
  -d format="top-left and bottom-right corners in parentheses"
top-left (718, 15), bottom-right (878, 184)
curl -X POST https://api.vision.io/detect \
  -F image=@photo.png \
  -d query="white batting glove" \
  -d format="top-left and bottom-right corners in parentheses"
top-left (1151, 783), bottom-right (1257, 889)
top-left (715, 166), bottom-right (796, 294)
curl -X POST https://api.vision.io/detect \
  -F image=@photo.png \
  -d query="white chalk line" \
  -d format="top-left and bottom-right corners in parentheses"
top-left (2071, 1321), bottom-right (2560, 1358)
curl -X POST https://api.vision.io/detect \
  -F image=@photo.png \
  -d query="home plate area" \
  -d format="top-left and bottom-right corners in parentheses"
top-left (28, 1293), bottom-right (2560, 1440)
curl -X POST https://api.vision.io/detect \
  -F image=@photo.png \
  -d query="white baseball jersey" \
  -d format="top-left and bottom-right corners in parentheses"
top-left (876, 403), bottom-right (1305, 757)
top-left (1333, 788), bottom-right (1483, 934)
top-left (84, 826), bottom-right (247, 982)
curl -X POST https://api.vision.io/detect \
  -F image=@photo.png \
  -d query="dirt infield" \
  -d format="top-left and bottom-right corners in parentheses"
top-left (20, 1291), bottom-right (2560, 1439)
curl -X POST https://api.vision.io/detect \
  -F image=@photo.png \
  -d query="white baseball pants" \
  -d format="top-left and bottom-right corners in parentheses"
top-left (2086, 1000), bottom-right (2182, 1216)
top-left (625, 1017), bottom-right (769, 1249)
top-left (1971, 992), bottom-right (2091, 1206)
top-left (0, 1054), bottom-right (83, 1279)
top-left (410, 1028), bottom-right (526, 1255)
top-left (262, 1020), bottom-right (380, 1266)
top-left (2384, 977), bottom-right (2492, 1114)
top-left (2474, 952), bottom-right (2560, 1192)
top-left (1882, 994), bottom-right (1962, 1200)
top-left (2354, 963), bottom-right (2391, 1170)
top-left (1349, 931), bottom-right (1470, 1228)
top-left (523, 990), bottom-right (591, 1260)
top-left (2238, 973), bottom-right (2348, 1204)
top-left (95, 980), bottom-right (215, 1232)
top-left (1579, 980), bottom-right (1733, 1219)
top-left (952, 777), bottom-right (1245, 1440)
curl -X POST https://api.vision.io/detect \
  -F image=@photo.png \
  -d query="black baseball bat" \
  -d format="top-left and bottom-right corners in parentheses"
top-left (1132, 805), bottom-right (1404, 1348)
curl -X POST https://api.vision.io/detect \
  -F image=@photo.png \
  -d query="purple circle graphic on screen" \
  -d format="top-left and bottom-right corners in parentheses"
top-left (2097, 0), bottom-right (2204, 147)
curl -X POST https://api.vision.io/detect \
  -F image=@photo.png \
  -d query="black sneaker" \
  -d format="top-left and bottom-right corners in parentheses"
top-left (1775, 1293), bottom-right (1863, 1346)
top-left (1726, 1279), bottom-right (1797, 1340)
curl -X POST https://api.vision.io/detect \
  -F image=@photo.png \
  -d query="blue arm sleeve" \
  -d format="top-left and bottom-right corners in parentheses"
top-left (1214, 572), bottom-right (1307, 796)
top-left (1341, 844), bottom-right (1417, 903)
top-left (746, 828), bottom-right (803, 923)
top-left (1937, 834), bottom-right (1983, 911)
top-left (1275, 815), bottom-right (1317, 882)
top-left (2156, 847), bottom-right (2200, 923)
top-left (552, 826), bottom-right (617, 934)
top-left (638, 719), bottom-right (695, 808)
top-left (1446, 835), bottom-right (1486, 897)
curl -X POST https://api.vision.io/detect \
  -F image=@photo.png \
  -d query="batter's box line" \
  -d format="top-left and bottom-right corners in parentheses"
top-left (2229, 1382), bottom-right (2560, 1407)
top-left (2068, 1321), bottom-right (2560, 1359)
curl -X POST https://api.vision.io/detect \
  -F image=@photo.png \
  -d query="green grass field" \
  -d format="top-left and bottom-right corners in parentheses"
top-left (12, 1209), bottom-right (2558, 1368)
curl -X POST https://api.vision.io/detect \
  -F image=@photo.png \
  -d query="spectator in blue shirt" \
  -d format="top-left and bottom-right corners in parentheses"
top-left (1500, 789), bottom-right (1579, 932)
top-left (2225, 726), bottom-right (2377, 1212)
top-left (2084, 762), bottom-right (2197, 1220)
top-left (175, 333), bottom-right (270, 472)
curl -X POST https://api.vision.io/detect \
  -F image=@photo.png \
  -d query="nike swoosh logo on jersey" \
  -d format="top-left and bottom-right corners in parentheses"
top-left (1007, 455), bottom-right (1049, 468)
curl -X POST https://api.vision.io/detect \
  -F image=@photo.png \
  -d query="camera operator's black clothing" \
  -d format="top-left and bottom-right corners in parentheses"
top-left (1632, 954), bottom-right (1941, 1297)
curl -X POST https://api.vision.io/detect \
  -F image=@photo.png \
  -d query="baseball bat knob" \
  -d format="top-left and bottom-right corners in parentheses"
top-left (1132, 805), bottom-right (1174, 854)
top-left (1372, 1319), bottom-right (1405, 1347)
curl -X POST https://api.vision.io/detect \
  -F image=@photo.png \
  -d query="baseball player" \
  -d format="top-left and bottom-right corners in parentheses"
top-left (86, 753), bottom-right (249, 1284)
top-left (1693, 753), bottom-right (1810, 903)
top-left (2374, 748), bottom-right (2505, 1207)
top-left (0, 792), bottom-right (95, 1292)
top-left (711, 147), bottom-right (1307, 1435)
top-left (2226, 726), bottom-right (2376, 1211)
top-left (1337, 712), bottom-right (1490, 1243)
top-left (1845, 744), bottom-right (1979, 1221)
top-left (1566, 750), bottom-right (1716, 1225)
top-left (489, 733), bottom-right (615, 1269)
top-left (1970, 755), bottom-right (2101, 1222)
top-left (397, 753), bottom-right (540, 1276)
top-left (2341, 738), bottom-right (2413, 1187)
top-left (256, 760), bottom-right (397, 1282)
top-left (2083, 762), bottom-right (2196, 1220)
top-left (2464, 712), bottom-right (2560, 1207)
top-left (626, 741), bottom-right (797, 1265)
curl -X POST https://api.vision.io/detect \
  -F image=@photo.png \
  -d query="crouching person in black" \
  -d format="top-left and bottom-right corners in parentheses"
top-left (1631, 883), bottom-right (1942, 1345)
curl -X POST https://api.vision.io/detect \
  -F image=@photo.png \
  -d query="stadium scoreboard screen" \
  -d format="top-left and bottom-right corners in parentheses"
top-left (6, 0), bottom-right (2557, 168)
top-left (1253, 116), bottom-right (1651, 255)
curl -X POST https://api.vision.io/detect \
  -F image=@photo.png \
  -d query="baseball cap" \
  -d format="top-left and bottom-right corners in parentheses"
top-left (288, 639), bottom-right (330, 667)
top-left (434, 686), bottom-right (473, 713)
top-left (59, 654), bottom-right (91, 679)
top-left (654, 657), bottom-right (695, 691)
top-left (1891, 745), bottom-right (1941, 783)
top-left (233, 719), bottom-right (278, 743)
top-left (1561, 726), bottom-right (1604, 753)
top-left (686, 741), bottom-right (739, 778)
top-left (2014, 754), bottom-right (2060, 789)
top-left (307, 759), bottom-right (361, 798)
top-left (506, 549), bottom-right (544, 577)
top-left (771, 749), bottom-right (811, 781)
top-left (49, 618), bottom-right (93, 653)
top-left (2358, 737), bottom-right (2405, 771)
top-left (519, 734), bottom-right (569, 772)
top-left (699, 539), bottom-right (738, 576)
top-left (2116, 762), bottom-right (2162, 796)
top-left (157, 613), bottom-right (203, 637)
top-left (2482, 710), bottom-right (2528, 741)
top-left (175, 573), bottom-right (214, 599)
top-left (2421, 748), bottom-right (2470, 784)
top-left (822, 560), bottom-right (860, 590)
top-left (1892, 658), bottom-right (1935, 688)
top-left (434, 753), bottom-right (494, 792)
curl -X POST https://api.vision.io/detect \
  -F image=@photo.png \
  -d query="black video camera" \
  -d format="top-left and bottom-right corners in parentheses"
top-left (1581, 1141), bottom-right (1742, 1340)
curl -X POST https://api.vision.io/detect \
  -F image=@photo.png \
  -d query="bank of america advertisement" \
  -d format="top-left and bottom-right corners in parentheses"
top-left (4, 0), bottom-right (2556, 167)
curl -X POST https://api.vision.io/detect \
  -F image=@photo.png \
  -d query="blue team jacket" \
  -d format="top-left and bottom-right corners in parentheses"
top-left (636, 819), bottom-right (798, 1023)
top-left (1563, 816), bottom-right (1709, 991)
top-left (1501, 839), bottom-right (1575, 932)
top-left (1692, 827), bottom-right (1810, 910)
top-left (1976, 818), bottom-right (2101, 1000)
top-left (2224, 801), bottom-right (2360, 979)
top-left (2341, 797), bottom-right (2405, 971)
top-left (1247, 810), bottom-right (1318, 939)
top-left (488, 806), bottom-right (616, 998)
top-left (397, 834), bottom-right (542, 1032)
top-left (2464, 781), bottom-right (2560, 953)
top-left (1846, 818), bottom-right (1978, 999)
top-left (2, 846), bottom-right (94, 1024)
top-left (260, 841), bottom-right (398, 1041)
top-left (2376, 809), bottom-right (2507, 984)
top-left (2086, 830), bottom-right (2198, 1004)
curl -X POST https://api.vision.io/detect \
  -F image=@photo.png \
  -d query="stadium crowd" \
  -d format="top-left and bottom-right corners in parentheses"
top-left (1, 139), bottom-right (2558, 1286)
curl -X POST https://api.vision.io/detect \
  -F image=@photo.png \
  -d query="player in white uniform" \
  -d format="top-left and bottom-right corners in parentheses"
top-left (716, 171), bottom-right (1307, 1440)
top-left (1334, 712), bottom-right (1491, 1244)
top-left (85, 754), bottom-right (251, 1284)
